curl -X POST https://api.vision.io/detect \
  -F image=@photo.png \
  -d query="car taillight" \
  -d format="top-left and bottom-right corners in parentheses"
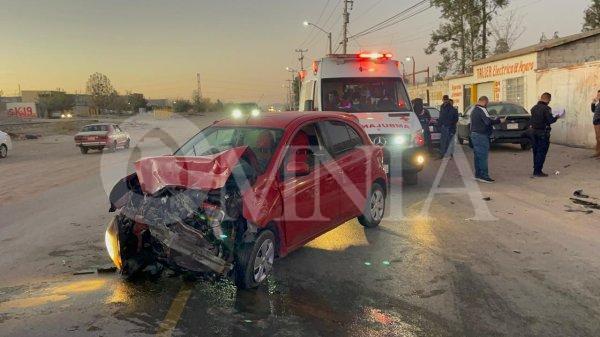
top-left (413, 131), bottom-right (425, 147)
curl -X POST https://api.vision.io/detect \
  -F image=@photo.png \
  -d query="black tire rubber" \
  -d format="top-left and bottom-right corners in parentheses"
top-left (520, 142), bottom-right (532, 150)
top-left (234, 230), bottom-right (275, 289)
top-left (0, 144), bottom-right (7, 158)
top-left (358, 183), bottom-right (385, 228)
top-left (109, 141), bottom-right (117, 152)
top-left (80, 146), bottom-right (88, 154)
top-left (124, 139), bottom-right (130, 149)
top-left (403, 172), bottom-right (418, 186)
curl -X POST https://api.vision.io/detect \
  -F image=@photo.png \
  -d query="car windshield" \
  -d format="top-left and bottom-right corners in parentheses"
top-left (174, 126), bottom-right (284, 173)
top-left (82, 125), bottom-right (108, 132)
top-left (426, 108), bottom-right (440, 118)
top-left (487, 103), bottom-right (529, 116)
top-left (321, 78), bottom-right (411, 112)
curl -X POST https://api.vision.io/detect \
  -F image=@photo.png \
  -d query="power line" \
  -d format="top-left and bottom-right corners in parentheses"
top-left (350, 0), bottom-right (430, 38)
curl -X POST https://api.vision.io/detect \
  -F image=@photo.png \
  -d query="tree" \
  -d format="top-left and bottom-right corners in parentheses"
top-left (38, 91), bottom-right (75, 114)
top-left (426, 0), bottom-right (509, 76)
top-left (107, 92), bottom-right (128, 112)
top-left (173, 99), bottom-right (192, 113)
top-left (490, 9), bottom-right (525, 54)
top-left (191, 91), bottom-right (213, 112)
top-left (583, 0), bottom-right (600, 31)
top-left (292, 76), bottom-right (301, 110)
top-left (86, 72), bottom-right (114, 111)
top-left (127, 93), bottom-right (147, 112)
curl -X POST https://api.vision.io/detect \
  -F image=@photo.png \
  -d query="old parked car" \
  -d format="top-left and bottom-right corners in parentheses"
top-left (457, 102), bottom-right (532, 150)
top-left (74, 123), bottom-right (130, 154)
top-left (0, 130), bottom-right (13, 159)
top-left (105, 111), bottom-right (388, 288)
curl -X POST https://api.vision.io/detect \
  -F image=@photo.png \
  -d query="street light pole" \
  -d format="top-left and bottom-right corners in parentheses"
top-left (406, 56), bottom-right (416, 86)
top-left (303, 21), bottom-right (332, 54)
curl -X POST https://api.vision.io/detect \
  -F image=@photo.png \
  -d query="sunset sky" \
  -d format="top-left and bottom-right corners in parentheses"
top-left (0, 0), bottom-right (591, 104)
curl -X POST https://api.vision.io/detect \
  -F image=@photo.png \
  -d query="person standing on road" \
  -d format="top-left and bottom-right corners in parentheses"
top-left (529, 93), bottom-right (558, 177)
top-left (470, 96), bottom-right (505, 183)
top-left (591, 90), bottom-right (600, 157)
top-left (438, 95), bottom-right (459, 158)
top-left (412, 98), bottom-right (432, 152)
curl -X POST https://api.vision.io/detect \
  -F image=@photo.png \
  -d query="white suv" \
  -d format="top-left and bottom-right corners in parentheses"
top-left (0, 130), bottom-right (13, 159)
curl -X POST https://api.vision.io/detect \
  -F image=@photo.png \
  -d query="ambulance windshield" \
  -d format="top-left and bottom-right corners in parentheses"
top-left (321, 78), bottom-right (411, 113)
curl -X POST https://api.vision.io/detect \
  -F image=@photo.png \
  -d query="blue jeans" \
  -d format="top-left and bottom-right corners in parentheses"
top-left (471, 132), bottom-right (490, 179)
top-left (439, 125), bottom-right (455, 157)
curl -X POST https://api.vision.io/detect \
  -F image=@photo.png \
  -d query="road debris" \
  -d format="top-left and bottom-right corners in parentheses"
top-left (482, 197), bottom-right (491, 201)
top-left (570, 198), bottom-right (600, 210)
top-left (573, 190), bottom-right (589, 198)
top-left (73, 269), bottom-right (96, 275)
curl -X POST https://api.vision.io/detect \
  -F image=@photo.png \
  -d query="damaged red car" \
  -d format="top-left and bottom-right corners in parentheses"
top-left (105, 111), bottom-right (387, 288)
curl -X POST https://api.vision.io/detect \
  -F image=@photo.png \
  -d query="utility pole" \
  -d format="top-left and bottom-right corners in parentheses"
top-left (196, 73), bottom-right (202, 99)
top-left (295, 49), bottom-right (308, 71)
top-left (342, 0), bottom-right (353, 54)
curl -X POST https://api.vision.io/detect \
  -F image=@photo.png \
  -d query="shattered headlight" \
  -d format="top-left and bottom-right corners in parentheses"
top-left (105, 218), bottom-right (123, 270)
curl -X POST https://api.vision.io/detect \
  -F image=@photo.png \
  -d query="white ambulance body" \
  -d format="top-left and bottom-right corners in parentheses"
top-left (299, 53), bottom-right (426, 182)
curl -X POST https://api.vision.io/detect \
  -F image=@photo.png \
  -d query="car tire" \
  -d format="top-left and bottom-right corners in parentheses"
top-left (403, 172), bottom-right (418, 186)
top-left (80, 146), bottom-right (88, 154)
top-left (520, 142), bottom-right (532, 150)
top-left (358, 183), bottom-right (385, 228)
top-left (0, 144), bottom-right (7, 158)
top-left (109, 141), bottom-right (117, 152)
top-left (124, 139), bottom-right (130, 149)
top-left (234, 230), bottom-right (276, 289)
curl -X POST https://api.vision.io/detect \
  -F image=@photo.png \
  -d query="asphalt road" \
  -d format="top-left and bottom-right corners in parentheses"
top-left (1, 113), bottom-right (599, 337)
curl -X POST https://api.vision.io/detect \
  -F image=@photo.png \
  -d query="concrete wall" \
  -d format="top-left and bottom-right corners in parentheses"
top-left (538, 34), bottom-right (600, 70)
top-left (536, 61), bottom-right (600, 148)
top-left (407, 81), bottom-right (449, 108)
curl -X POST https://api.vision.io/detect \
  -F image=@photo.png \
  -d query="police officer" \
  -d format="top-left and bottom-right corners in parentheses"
top-left (529, 93), bottom-right (558, 177)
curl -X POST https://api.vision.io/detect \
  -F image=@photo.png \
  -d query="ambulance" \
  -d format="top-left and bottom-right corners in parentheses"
top-left (298, 52), bottom-right (426, 184)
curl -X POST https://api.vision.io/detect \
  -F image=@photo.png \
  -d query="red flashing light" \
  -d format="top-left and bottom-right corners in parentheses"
top-left (299, 70), bottom-right (307, 80)
top-left (312, 61), bottom-right (319, 75)
top-left (358, 52), bottom-right (393, 60)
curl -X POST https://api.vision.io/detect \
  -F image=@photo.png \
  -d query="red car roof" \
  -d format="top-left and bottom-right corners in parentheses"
top-left (213, 111), bottom-right (359, 129)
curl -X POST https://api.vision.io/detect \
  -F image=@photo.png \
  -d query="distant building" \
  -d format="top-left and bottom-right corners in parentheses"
top-left (147, 99), bottom-right (173, 109)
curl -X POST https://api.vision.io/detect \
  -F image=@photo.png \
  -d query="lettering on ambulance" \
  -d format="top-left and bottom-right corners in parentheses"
top-left (361, 123), bottom-right (410, 129)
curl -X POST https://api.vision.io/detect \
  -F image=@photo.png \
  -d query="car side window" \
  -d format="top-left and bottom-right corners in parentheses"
top-left (320, 120), bottom-right (362, 157)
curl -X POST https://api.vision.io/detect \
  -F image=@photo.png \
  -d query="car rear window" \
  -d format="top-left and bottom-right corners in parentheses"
top-left (321, 121), bottom-right (363, 156)
top-left (487, 104), bottom-right (529, 116)
top-left (82, 125), bottom-right (109, 132)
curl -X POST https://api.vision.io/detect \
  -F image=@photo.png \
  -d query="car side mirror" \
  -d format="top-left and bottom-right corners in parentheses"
top-left (285, 161), bottom-right (310, 176)
top-left (304, 100), bottom-right (315, 111)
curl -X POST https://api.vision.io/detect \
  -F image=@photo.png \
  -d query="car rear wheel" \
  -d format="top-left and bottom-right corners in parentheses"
top-left (358, 183), bottom-right (385, 228)
top-left (521, 142), bottom-right (532, 150)
top-left (0, 144), bottom-right (7, 158)
top-left (109, 141), bottom-right (117, 152)
top-left (80, 146), bottom-right (88, 154)
top-left (124, 139), bottom-right (130, 149)
top-left (234, 230), bottom-right (275, 289)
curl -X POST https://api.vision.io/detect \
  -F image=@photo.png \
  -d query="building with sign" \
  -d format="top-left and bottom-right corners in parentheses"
top-left (408, 28), bottom-right (600, 147)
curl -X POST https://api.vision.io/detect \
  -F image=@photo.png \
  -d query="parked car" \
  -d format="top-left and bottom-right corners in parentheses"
top-left (105, 111), bottom-right (388, 288)
top-left (74, 123), bottom-right (130, 154)
top-left (457, 102), bottom-right (532, 150)
top-left (0, 130), bottom-right (13, 159)
top-left (425, 106), bottom-right (441, 146)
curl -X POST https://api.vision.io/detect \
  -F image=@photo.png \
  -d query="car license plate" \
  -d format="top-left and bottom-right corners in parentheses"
top-left (507, 123), bottom-right (519, 130)
top-left (429, 126), bottom-right (435, 132)
top-left (383, 164), bottom-right (389, 174)
top-left (431, 133), bottom-right (441, 140)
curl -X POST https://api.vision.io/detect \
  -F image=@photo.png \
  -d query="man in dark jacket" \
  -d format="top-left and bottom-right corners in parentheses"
top-left (470, 96), bottom-right (505, 183)
top-left (412, 98), bottom-right (432, 151)
top-left (591, 90), bottom-right (600, 157)
top-left (529, 93), bottom-right (558, 177)
top-left (438, 95), bottom-right (459, 158)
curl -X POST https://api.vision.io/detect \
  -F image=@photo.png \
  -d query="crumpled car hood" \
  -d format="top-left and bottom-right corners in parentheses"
top-left (135, 146), bottom-right (250, 195)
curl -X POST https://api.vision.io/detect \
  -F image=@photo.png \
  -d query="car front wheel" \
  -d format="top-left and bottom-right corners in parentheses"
top-left (234, 230), bottom-right (275, 289)
top-left (358, 183), bottom-right (385, 228)
top-left (0, 144), bottom-right (7, 158)
top-left (80, 146), bottom-right (88, 154)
